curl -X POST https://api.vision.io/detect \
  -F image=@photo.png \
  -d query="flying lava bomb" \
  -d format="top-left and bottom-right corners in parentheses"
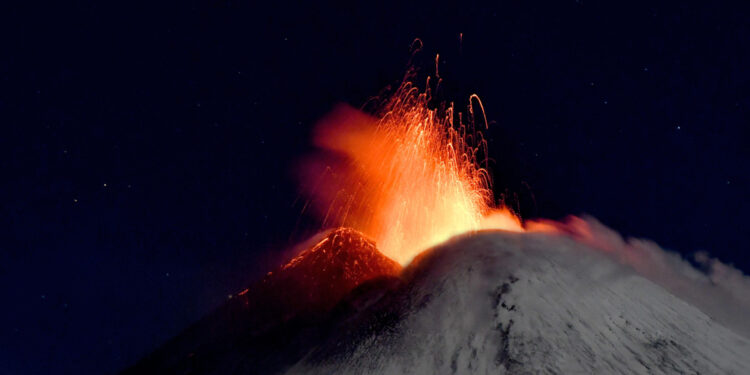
top-left (124, 49), bottom-right (750, 374)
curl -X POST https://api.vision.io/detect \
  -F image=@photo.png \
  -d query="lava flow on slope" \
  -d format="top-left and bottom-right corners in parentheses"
top-left (122, 228), bottom-right (401, 375)
top-left (248, 227), bottom-right (402, 314)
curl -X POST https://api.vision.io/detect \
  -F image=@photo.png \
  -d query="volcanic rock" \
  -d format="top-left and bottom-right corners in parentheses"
top-left (257, 227), bottom-right (402, 314)
top-left (121, 227), bottom-right (401, 375)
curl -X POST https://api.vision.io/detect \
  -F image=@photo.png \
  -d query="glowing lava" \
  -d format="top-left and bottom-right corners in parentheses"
top-left (301, 71), bottom-right (522, 265)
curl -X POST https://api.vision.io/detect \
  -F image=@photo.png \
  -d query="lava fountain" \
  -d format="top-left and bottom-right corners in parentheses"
top-left (300, 70), bottom-right (522, 265)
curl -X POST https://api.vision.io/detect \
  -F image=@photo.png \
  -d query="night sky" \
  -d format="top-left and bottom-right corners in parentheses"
top-left (4, 2), bottom-right (750, 374)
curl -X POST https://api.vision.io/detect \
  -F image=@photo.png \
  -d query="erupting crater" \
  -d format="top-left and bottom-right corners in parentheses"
top-left (253, 227), bottom-right (402, 313)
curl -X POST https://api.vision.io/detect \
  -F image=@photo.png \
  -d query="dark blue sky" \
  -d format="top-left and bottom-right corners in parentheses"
top-left (3, 1), bottom-right (750, 374)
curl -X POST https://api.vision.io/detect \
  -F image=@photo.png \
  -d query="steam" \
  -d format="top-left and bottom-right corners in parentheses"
top-left (530, 215), bottom-right (750, 338)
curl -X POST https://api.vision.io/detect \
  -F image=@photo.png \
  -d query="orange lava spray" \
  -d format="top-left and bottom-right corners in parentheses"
top-left (300, 70), bottom-right (522, 265)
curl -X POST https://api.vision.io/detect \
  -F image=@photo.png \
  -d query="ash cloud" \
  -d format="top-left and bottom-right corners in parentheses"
top-left (534, 215), bottom-right (750, 338)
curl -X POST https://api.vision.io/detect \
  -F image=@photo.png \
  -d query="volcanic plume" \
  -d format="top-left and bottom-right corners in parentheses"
top-left (299, 73), bottom-right (522, 265)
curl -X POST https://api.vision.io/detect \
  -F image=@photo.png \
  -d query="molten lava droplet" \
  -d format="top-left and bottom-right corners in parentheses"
top-left (301, 77), bottom-right (522, 265)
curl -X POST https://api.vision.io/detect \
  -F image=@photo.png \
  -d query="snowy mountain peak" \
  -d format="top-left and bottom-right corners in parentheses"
top-left (290, 231), bottom-right (750, 374)
top-left (124, 229), bottom-right (750, 374)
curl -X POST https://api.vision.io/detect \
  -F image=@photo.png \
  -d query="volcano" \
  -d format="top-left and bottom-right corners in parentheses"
top-left (124, 229), bottom-right (750, 374)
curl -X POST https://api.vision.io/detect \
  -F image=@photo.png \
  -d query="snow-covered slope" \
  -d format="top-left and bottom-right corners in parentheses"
top-left (288, 231), bottom-right (750, 374)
